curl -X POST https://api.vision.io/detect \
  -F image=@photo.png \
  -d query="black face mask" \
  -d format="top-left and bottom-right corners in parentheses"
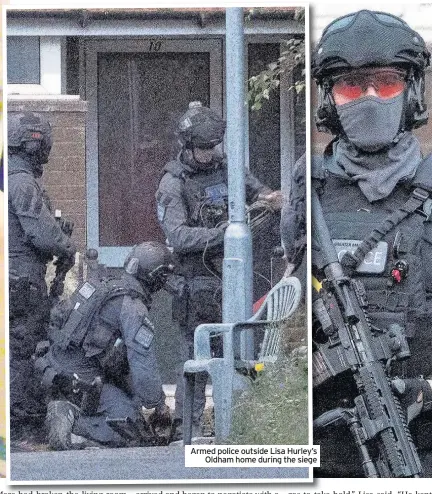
top-left (336, 93), bottom-right (405, 152)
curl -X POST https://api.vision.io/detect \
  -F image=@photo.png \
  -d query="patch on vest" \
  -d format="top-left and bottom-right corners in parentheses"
top-left (78, 282), bottom-right (97, 299)
top-left (134, 325), bottom-right (154, 349)
top-left (205, 183), bottom-right (228, 206)
top-left (332, 239), bottom-right (388, 274)
top-left (422, 198), bottom-right (432, 220)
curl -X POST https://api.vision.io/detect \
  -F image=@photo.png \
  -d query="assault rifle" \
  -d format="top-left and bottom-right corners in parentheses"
top-left (311, 186), bottom-right (422, 478)
top-left (49, 210), bottom-right (74, 304)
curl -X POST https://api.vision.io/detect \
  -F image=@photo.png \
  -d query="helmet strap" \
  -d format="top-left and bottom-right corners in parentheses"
top-left (405, 68), bottom-right (428, 129)
top-left (316, 79), bottom-right (343, 135)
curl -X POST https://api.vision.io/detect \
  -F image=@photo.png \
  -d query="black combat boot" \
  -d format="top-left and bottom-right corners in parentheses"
top-left (45, 400), bottom-right (80, 450)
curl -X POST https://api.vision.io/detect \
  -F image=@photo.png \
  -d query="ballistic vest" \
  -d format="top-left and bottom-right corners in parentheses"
top-left (312, 153), bottom-right (432, 478)
top-left (160, 159), bottom-right (228, 277)
top-left (162, 159), bottom-right (228, 229)
top-left (312, 153), bottom-right (432, 365)
top-left (54, 275), bottom-right (149, 356)
top-left (312, 152), bottom-right (432, 392)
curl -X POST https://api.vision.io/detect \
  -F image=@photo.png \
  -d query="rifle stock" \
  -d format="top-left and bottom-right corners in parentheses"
top-left (312, 186), bottom-right (422, 478)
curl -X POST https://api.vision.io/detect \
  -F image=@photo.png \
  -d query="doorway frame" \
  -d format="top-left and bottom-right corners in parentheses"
top-left (85, 38), bottom-right (223, 266)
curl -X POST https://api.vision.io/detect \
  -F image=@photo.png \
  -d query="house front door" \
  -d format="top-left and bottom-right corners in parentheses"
top-left (86, 39), bottom-right (222, 265)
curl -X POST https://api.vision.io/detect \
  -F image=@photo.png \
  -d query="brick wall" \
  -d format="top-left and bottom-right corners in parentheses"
top-left (8, 97), bottom-right (88, 252)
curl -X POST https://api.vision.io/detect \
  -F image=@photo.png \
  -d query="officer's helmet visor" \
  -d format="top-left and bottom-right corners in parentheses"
top-left (331, 68), bottom-right (406, 102)
top-left (322, 11), bottom-right (408, 36)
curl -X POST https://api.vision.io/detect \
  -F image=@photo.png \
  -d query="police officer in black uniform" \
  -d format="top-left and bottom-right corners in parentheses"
top-left (284, 10), bottom-right (432, 476)
top-left (37, 242), bottom-right (173, 450)
top-left (156, 102), bottom-right (281, 440)
top-left (8, 112), bottom-right (77, 428)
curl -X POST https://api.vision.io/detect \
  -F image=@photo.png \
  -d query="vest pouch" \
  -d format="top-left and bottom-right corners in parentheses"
top-left (404, 315), bottom-right (432, 378)
top-left (98, 338), bottom-right (129, 382)
top-left (9, 274), bottom-right (31, 318)
top-left (183, 167), bottom-right (228, 228)
top-left (188, 276), bottom-right (222, 324)
top-left (82, 320), bottom-right (115, 358)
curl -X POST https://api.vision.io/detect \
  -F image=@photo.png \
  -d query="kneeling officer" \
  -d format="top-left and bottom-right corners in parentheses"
top-left (36, 242), bottom-right (174, 450)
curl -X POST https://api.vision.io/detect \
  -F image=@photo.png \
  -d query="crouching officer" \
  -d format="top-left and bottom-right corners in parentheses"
top-left (8, 112), bottom-right (76, 428)
top-left (35, 242), bottom-right (173, 450)
top-left (156, 102), bottom-right (281, 440)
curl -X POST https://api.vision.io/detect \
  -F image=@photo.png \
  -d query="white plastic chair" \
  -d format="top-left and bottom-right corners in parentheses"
top-left (183, 276), bottom-right (302, 444)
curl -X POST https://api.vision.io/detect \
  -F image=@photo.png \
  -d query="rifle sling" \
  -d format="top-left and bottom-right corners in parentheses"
top-left (341, 187), bottom-right (429, 274)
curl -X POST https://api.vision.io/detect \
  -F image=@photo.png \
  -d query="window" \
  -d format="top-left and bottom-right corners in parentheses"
top-left (7, 36), bottom-right (63, 94)
top-left (7, 36), bottom-right (41, 84)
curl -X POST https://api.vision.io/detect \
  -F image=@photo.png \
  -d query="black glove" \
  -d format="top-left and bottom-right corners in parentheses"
top-left (149, 403), bottom-right (172, 430)
top-left (392, 377), bottom-right (432, 423)
top-left (52, 373), bottom-right (74, 396)
top-left (59, 218), bottom-right (74, 236)
top-left (54, 253), bottom-right (75, 272)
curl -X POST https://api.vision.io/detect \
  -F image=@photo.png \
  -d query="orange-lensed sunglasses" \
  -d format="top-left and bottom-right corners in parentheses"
top-left (332, 69), bottom-right (406, 101)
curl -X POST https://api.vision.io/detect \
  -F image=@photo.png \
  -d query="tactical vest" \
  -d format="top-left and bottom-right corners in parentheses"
top-left (54, 276), bottom-right (148, 355)
top-left (163, 159), bottom-right (229, 229)
top-left (312, 154), bottom-right (432, 340)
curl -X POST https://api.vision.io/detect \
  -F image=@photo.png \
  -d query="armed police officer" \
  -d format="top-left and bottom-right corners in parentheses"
top-left (36, 242), bottom-right (173, 450)
top-left (156, 102), bottom-right (281, 440)
top-left (8, 112), bottom-right (77, 431)
top-left (292, 10), bottom-right (432, 476)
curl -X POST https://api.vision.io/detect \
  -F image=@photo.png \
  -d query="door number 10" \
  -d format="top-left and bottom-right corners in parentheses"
top-left (149, 40), bottom-right (163, 52)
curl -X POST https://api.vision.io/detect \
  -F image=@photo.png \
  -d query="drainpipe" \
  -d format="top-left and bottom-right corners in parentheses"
top-left (223, 7), bottom-right (254, 359)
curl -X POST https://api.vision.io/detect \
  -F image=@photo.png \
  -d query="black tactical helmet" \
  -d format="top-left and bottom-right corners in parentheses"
top-left (124, 241), bottom-right (174, 292)
top-left (177, 101), bottom-right (226, 149)
top-left (8, 111), bottom-right (53, 164)
top-left (312, 10), bottom-right (431, 134)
